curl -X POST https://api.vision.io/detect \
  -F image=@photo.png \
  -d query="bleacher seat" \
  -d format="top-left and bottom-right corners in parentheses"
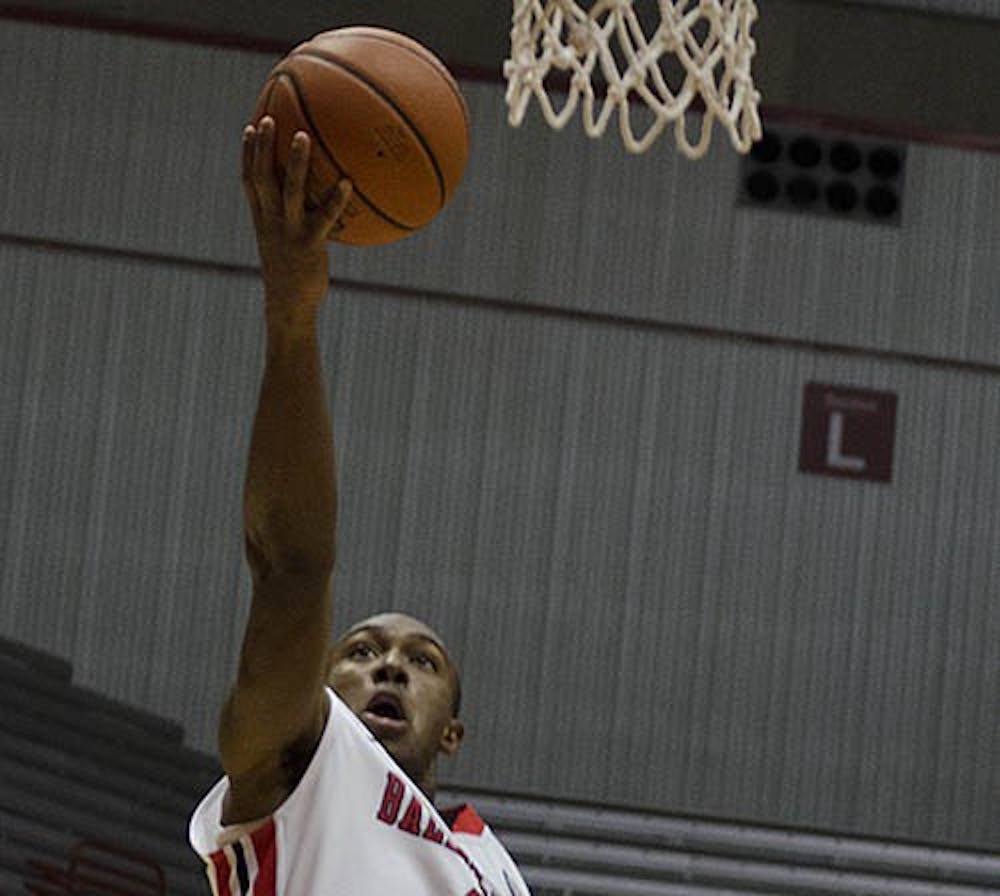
top-left (0, 635), bottom-right (217, 896)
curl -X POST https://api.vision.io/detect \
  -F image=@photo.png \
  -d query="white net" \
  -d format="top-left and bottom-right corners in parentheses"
top-left (504, 0), bottom-right (762, 158)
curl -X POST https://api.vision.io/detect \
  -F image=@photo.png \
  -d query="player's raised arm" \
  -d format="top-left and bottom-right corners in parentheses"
top-left (218, 116), bottom-right (353, 824)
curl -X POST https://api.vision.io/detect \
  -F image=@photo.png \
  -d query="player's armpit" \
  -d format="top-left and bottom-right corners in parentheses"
top-left (218, 568), bottom-right (332, 823)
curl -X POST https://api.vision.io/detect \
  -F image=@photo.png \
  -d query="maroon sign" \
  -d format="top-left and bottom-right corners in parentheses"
top-left (799, 383), bottom-right (897, 483)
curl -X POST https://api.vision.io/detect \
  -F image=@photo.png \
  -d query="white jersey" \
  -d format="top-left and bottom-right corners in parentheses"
top-left (189, 689), bottom-right (531, 896)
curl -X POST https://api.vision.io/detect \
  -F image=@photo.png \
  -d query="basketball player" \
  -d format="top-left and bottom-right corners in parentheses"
top-left (188, 116), bottom-right (531, 896)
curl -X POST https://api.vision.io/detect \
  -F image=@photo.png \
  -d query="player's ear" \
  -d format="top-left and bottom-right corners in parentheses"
top-left (438, 718), bottom-right (464, 757)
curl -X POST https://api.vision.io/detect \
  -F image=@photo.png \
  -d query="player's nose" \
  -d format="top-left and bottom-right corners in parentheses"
top-left (372, 649), bottom-right (408, 685)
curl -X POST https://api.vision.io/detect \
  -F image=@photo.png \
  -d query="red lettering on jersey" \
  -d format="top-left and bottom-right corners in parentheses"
top-left (376, 771), bottom-right (406, 825)
top-left (422, 817), bottom-right (445, 843)
top-left (397, 795), bottom-right (423, 835)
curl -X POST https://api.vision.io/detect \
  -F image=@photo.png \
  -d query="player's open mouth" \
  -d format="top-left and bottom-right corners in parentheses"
top-left (366, 693), bottom-right (406, 720)
top-left (361, 693), bottom-right (408, 738)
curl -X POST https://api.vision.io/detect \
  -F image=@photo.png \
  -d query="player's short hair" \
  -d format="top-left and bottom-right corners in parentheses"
top-left (449, 662), bottom-right (462, 717)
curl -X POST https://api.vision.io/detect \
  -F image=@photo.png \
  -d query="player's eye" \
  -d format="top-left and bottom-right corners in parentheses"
top-left (411, 652), bottom-right (437, 671)
top-left (349, 643), bottom-right (376, 660)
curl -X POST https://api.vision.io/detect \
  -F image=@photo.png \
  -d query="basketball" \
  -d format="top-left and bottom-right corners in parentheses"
top-left (252, 27), bottom-right (470, 246)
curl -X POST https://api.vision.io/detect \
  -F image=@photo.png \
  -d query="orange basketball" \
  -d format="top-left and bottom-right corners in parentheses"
top-left (253, 27), bottom-right (471, 246)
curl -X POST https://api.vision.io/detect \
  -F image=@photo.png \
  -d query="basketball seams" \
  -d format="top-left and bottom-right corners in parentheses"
top-left (259, 72), bottom-right (279, 115)
top-left (292, 48), bottom-right (449, 208)
top-left (312, 29), bottom-right (471, 132)
top-left (268, 70), bottom-right (414, 234)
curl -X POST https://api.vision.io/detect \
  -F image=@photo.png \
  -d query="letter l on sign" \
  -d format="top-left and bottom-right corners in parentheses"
top-left (827, 412), bottom-right (866, 472)
top-left (799, 383), bottom-right (897, 483)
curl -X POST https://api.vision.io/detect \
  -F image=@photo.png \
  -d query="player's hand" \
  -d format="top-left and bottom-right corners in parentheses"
top-left (242, 116), bottom-right (353, 313)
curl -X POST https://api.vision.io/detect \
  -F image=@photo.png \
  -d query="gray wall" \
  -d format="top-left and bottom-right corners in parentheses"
top-left (10, 0), bottom-right (1000, 146)
top-left (1, 19), bottom-right (998, 850)
top-left (856, 0), bottom-right (1000, 17)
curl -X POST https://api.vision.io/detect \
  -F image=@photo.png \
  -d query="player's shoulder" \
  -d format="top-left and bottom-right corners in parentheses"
top-left (441, 803), bottom-right (486, 836)
top-left (442, 803), bottom-right (532, 895)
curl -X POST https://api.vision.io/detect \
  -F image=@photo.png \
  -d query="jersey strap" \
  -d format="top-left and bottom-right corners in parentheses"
top-left (205, 818), bottom-right (277, 896)
top-left (441, 804), bottom-right (486, 836)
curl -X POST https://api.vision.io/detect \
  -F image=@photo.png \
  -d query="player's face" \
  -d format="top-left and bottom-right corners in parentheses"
top-left (327, 613), bottom-right (463, 790)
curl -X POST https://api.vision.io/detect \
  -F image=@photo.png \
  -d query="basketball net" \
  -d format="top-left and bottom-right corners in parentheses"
top-left (504, 0), bottom-right (762, 158)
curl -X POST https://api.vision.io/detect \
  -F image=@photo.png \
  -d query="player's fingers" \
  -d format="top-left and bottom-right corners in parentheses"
top-left (283, 131), bottom-right (310, 228)
top-left (252, 116), bottom-right (281, 213)
top-left (240, 125), bottom-right (262, 217)
top-left (317, 177), bottom-right (354, 239)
